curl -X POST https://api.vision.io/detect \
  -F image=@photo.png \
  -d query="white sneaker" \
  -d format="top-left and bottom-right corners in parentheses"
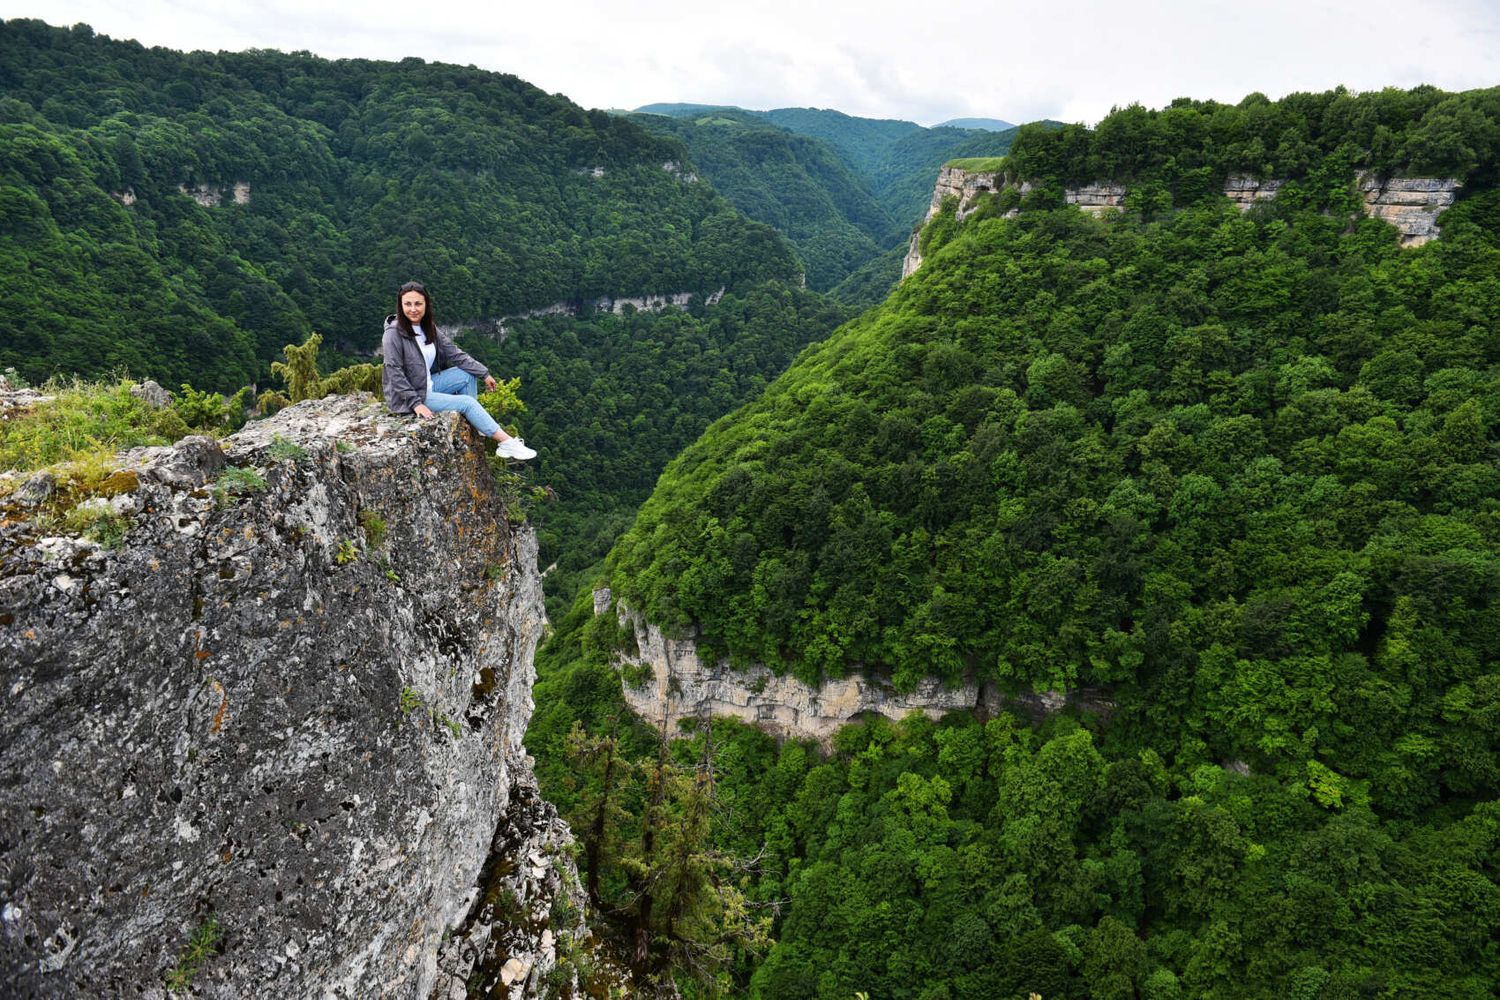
top-left (496, 437), bottom-right (537, 461)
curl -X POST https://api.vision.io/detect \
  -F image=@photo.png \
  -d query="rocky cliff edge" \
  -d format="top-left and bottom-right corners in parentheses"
top-left (597, 589), bottom-right (1111, 746)
top-left (0, 394), bottom-right (596, 998)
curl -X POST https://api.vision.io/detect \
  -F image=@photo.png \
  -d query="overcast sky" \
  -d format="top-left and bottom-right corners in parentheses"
top-left (4, 0), bottom-right (1496, 126)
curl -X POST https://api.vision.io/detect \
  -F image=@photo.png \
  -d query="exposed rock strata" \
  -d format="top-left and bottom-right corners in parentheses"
top-left (1222, 174), bottom-right (1284, 211)
top-left (0, 394), bottom-right (585, 997)
top-left (453, 287), bottom-right (728, 343)
top-left (601, 591), bottom-right (1111, 744)
top-left (903, 167), bottom-right (1460, 277)
top-left (1065, 183), bottom-right (1126, 215)
top-left (1356, 172), bottom-right (1461, 246)
top-left (175, 182), bottom-right (251, 207)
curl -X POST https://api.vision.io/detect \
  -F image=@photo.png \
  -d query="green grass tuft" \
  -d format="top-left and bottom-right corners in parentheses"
top-left (0, 377), bottom-right (191, 474)
top-left (164, 915), bottom-right (222, 992)
top-left (943, 156), bottom-right (1009, 172)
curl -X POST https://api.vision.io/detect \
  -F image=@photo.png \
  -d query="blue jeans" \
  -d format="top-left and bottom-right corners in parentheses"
top-left (426, 368), bottom-right (499, 437)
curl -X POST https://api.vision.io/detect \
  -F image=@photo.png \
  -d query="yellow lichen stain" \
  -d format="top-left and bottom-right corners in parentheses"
top-left (242, 525), bottom-right (255, 540)
top-left (98, 470), bottom-right (140, 496)
top-left (149, 559), bottom-right (160, 571)
top-left (23, 629), bottom-right (36, 640)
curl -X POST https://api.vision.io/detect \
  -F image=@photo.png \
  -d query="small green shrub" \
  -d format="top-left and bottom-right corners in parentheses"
top-left (173, 384), bottom-right (230, 431)
top-left (359, 510), bottom-right (387, 548)
top-left (478, 378), bottom-right (526, 424)
top-left (334, 538), bottom-right (358, 565)
top-left (61, 502), bottom-right (131, 548)
top-left (211, 467), bottom-right (266, 505)
top-left (267, 434), bottom-right (310, 462)
top-left (400, 686), bottom-right (423, 714)
top-left (164, 915), bottom-right (222, 992)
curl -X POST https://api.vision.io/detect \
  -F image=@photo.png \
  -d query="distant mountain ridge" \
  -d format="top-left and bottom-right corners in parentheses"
top-left (935, 116), bottom-right (1016, 131)
top-left (627, 109), bottom-right (897, 291)
top-left (630, 103), bottom-right (1032, 302)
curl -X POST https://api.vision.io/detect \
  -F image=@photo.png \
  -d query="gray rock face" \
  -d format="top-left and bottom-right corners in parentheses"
top-left (603, 594), bottom-right (1111, 745)
top-left (431, 768), bottom-right (615, 999)
top-left (0, 382), bottom-right (54, 417)
top-left (1222, 174), bottom-right (1284, 210)
top-left (1064, 183), bottom-right (1126, 215)
top-left (0, 394), bottom-right (578, 997)
top-left (903, 166), bottom-right (1025, 279)
top-left (129, 380), bottom-right (174, 410)
top-left (1356, 172), bottom-right (1462, 246)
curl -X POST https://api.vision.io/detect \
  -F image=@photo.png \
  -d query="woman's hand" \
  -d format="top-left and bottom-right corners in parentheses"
top-left (414, 404), bottom-right (434, 419)
top-left (482, 374), bottom-right (498, 392)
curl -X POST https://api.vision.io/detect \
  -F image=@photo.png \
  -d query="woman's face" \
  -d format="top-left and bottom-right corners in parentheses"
top-left (401, 291), bottom-right (427, 324)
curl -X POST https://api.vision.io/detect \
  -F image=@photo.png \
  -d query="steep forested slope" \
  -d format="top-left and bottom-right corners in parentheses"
top-left (459, 285), bottom-right (851, 616)
top-left (535, 86), bottom-right (1500, 997)
top-left (869, 123), bottom-right (1020, 224)
top-left (636, 102), bottom-right (1023, 229)
top-left (0, 19), bottom-right (798, 390)
top-left (629, 110), bottom-right (899, 289)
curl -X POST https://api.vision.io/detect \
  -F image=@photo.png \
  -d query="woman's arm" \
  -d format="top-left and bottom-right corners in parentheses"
top-left (434, 330), bottom-right (491, 381)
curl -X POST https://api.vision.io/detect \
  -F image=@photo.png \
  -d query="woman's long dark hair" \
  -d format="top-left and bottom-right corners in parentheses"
top-left (395, 281), bottom-right (437, 342)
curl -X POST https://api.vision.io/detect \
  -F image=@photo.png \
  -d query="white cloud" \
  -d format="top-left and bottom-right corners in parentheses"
top-left (4, 0), bottom-right (1495, 125)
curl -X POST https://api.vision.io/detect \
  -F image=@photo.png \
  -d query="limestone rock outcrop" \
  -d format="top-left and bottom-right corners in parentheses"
top-left (1356, 172), bottom-right (1461, 246)
top-left (600, 591), bottom-right (1111, 744)
top-left (452, 287), bottom-right (727, 343)
top-left (175, 182), bottom-right (252, 207)
top-left (0, 394), bottom-right (588, 997)
top-left (1222, 174), bottom-right (1284, 211)
top-left (1065, 183), bottom-right (1127, 215)
top-left (902, 166), bottom-right (1461, 277)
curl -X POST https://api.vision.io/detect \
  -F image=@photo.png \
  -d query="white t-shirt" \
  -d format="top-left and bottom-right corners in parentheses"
top-left (418, 332), bottom-right (437, 374)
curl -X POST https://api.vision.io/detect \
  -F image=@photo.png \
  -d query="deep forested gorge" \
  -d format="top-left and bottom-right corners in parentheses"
top-left (3, 14), bottom-right (1499, 997)
top-left (629, 104), bottom-right (1026, 303)
top-left (531, 87), bottom-right (1500, 998)
top-left (0, 18), bottom-right (857, 615)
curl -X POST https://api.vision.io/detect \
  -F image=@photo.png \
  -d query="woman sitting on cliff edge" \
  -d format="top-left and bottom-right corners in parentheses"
top-left (381, 280), bottom-right (536, 460)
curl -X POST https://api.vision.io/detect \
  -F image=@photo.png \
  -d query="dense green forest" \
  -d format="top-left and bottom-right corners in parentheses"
top-left (628, 110), bottom-right (899, 290)
top-left (0, 19), bottom-right (799, 391)
top-left (533, 87), bottom-right (1500, 997)
top-left (458, 285), bottom-right (851, 617)
top-left (1005, 87), bottom-right (1499, 191)
top-left (637, 103), bottom-right (1025, 234)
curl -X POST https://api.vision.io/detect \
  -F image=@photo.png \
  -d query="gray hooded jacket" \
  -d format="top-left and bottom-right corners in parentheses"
top-left (380, 315), bottom-right (490, 414)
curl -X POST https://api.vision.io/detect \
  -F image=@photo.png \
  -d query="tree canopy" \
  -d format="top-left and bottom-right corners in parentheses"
top-left (0, 18), bottom-right (800, 391)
